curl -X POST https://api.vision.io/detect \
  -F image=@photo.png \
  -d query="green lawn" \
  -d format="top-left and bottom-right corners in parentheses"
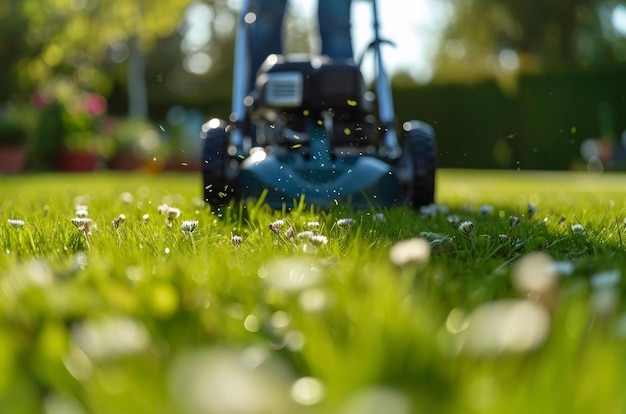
top-left (1, 169), bottom-right (625, 413)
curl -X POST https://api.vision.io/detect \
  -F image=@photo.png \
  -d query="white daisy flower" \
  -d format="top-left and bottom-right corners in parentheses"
top-left (458, 220), bottom-right (474, 235)
top-left (309, 235), bottom-right (328, 246)
top-left (447, 215), bottom-right (460, 227)
top-left (591, 269), bottom-right (621, 290)
top-left (157, 204), bottom-right (169, 215)
top-left (167, 207), bottom-right (181, 220)
top-left (297, 231), bottom-right (314, 240)
top-left (372, 213), bottom-right (385, 222)
top-left (75, 208), bottom-right (89, 218)
top-left (336, 218), bottom-right (355, 228)
top-left (571, 223), bottom-right (585, 234)
top-left (7, 219), bottom-right (25, 229)
top-left (269, 219), bottom-right (286, 234)
top-left (389, 238), bottom-right (431, 267)
top-left (112, 214), bottom-right (126, 229)
top-left (71, 217), bottom-right (97, 234)
top-left (422, 203), bottom-right (449, 216)
top-left (180, 220), bottom-right (199, 233)
top-left (284, 226), bottom-right (295, 241)
top-left (231, 235), bottom-right (243, 248)
top-left (419, 203), bottom-right (439, 218)
top-left (479, 205), bottom-right (493, 215)
top-left (547, 260), bottom-right (575, 276)
top-left (307, 221), bottom-right (320, 231)
top-left (120, 192), bottom-right (134, 204)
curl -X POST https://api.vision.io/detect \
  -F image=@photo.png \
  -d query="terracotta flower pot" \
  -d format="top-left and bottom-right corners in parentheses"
top-left (108, 152), bottom-right (143, 171)
top-left (58, 150), bottom-right (98, 172)
top-left (0, 145), bottom-right (27, 173)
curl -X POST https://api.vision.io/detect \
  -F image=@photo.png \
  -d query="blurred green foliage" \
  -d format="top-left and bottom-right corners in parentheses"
top-left (0, 109), bottom-right (30, 146)
top-left (1, 0), bottom-right (626, 170)
top-left (437, 0), bottom-right (626, 77)
top-left (394, 71), bottom-right (626, 170)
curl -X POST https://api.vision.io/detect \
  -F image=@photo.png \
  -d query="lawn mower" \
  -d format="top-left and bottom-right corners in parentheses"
top-left (200, 0), bottom-right (437, 211)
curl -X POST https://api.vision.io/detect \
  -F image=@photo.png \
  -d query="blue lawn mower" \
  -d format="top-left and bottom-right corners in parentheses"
top-left (200, 0), bottom-right (437, 211)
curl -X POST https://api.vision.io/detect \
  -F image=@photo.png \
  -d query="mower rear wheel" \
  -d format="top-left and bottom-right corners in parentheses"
top-left (201, 119), bottom-right (234, 208)
top-left (403, 120), bottom-right (437, 209)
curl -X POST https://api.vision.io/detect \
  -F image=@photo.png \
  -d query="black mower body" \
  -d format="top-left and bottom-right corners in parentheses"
top-left (201, 1), bottom-right (437, 211)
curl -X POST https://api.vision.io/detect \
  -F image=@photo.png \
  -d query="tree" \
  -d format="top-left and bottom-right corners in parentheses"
top-left (0, 0), bottom-right (36, 103)
top-left (19, 0), bottom-right (193, 117)
top-left (435, 0), bottom-right (625, 80)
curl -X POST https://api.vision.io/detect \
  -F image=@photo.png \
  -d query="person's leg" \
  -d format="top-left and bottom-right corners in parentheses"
top-left (249, 0), bottom-right (288, 91)
top-left (318, 0), bottom-right (353, 60)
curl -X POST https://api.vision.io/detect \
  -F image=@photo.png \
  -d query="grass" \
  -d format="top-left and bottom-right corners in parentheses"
top-left (1, 169), bottom-right (626, 413)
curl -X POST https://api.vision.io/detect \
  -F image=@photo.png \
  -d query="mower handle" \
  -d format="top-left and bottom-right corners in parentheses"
top-left (229, 0), bottom-right (253, 153)
top-left (370, 0), bottom-right (401, 157)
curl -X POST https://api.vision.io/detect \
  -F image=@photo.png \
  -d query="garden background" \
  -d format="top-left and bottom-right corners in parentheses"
top-left (1, 0), bottom-right (626, 174)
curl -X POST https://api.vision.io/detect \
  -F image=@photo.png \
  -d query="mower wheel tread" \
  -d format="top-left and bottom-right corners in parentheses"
top-left (404, 120), bottom-right (437, 208)
top-left (201, 120), bottom-right (234, 208)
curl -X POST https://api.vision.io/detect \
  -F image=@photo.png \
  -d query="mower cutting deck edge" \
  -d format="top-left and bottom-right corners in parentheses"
top-left (201, 0), bottom-right (437, 211)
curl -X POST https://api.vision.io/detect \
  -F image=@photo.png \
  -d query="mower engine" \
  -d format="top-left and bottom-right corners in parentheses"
top-left (249, 54), bottom-right (374, 148)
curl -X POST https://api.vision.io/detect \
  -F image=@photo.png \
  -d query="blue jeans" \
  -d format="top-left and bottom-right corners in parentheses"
top-left (249, 0), bottom-right (353, 90)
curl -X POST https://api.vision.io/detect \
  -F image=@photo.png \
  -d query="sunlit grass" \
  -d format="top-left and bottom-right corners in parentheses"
top-left (1, 170), bottom-right (626, 413)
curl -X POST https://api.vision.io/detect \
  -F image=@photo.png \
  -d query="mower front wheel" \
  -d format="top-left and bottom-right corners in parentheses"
top-left (201, 118), bottom-right (234, 208)
top-left (402, 120), bottom-right (437, 209)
